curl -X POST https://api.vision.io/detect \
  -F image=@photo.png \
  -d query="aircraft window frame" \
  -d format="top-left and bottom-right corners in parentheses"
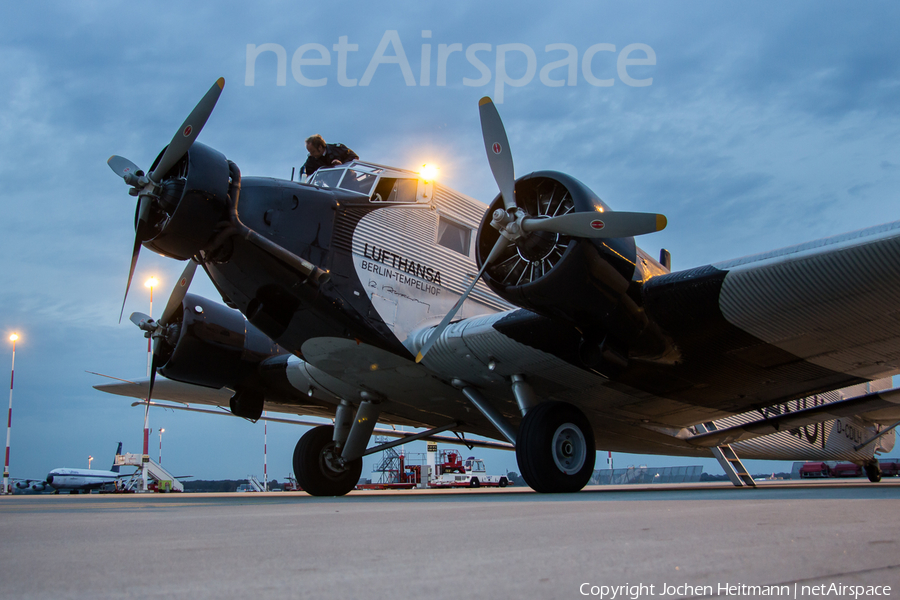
top-left (339, 169), bottom-right (379, 196)
top-left (370, 176), bottom-right (419, 204)
top-left (437, 216), bottom-right (472, 256)
top-left (308, 167), bottom-right (345, 189)
top-left (309, 163), bottom-right (392, 197)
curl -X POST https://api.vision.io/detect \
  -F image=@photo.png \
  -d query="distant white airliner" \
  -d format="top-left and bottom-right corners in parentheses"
top-left (16, 443), bottom-right (123, 494)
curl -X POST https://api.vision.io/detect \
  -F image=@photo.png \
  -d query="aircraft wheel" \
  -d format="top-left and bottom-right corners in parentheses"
top-left (516, 401), bottom-right (595, 493)
top-left (865, 461), bottom-right (882, 483)
top-left (293, 425), bottom-right (362, 496)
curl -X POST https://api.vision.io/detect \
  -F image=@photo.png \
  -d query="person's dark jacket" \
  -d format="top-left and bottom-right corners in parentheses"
top-left (303, 143), bottom-right (359, 177)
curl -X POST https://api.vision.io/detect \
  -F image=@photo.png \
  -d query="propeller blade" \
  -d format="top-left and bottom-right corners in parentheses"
top-left (119, 232), bottom-right (144, 323)
top-left (159, 260), bottom-right (197, 326)
top-left (147, 348), bottom-right (159, 406)
top-left (136, 193), bottom-right (152, 227)
top-left (521, 211), bottom-right (667, 239)
top-left (108, 155), bottom-right (141, 179)
top-left (416, 235), bottom-right (510, 363)
top-left (149, 77), bottom-right (225, 183)
top-left (118, 194), bottom-right (160, 324)
top-left (478, 97), bottom-right (517, 213)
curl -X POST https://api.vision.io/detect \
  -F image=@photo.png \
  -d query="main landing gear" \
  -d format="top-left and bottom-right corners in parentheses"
top-left (293, 398), bottom-right (464, 496)
top-left (293, 426), bottom-right (362, 497)
top-left (458, 376), bottom-right (596, 493)
top-left (294, 398), bottom-right (379, 496)
top-left (516, 401), bottom-right (596, 493)
top-left (294, 378), bottom-right (597, 495)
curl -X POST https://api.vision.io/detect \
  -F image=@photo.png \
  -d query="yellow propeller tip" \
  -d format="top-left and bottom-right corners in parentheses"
top-left (478, 97), bottom-right (493, 106)
top-left (216, 77), bottom-right (225, 89)
top-left (656, 214), bottom-right (667, 231)
top-left (415, 352), bottom-right (424, 363)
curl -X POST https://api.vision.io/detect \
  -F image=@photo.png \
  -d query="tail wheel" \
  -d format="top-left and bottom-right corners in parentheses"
top-left (516, 401), bottom-right (595, 493)
top-left (293, 425), bottom-right (361, 496)
top-left (865, 461), bottom-right (882, 483)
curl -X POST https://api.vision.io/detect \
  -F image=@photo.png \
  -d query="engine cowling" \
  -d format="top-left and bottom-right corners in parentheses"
top-left (475, 171), bottom-right (659, 367)
top-left (156, 293), bottom-right (287, 393)
top-left (141, 143), bottom-right (231, 260)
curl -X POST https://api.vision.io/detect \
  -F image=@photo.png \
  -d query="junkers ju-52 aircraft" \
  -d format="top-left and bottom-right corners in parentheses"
top-left (99, 78), bottom-right (900, 494)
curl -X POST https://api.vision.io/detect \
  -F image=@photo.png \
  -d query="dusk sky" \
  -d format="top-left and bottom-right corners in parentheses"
top-left (2, 2), bottom-right (899, 484)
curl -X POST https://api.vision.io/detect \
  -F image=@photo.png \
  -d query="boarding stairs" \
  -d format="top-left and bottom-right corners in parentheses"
top-left (116, 453), bottom-right (185, 492)
top-left (247, 474), bottom-right (266, 492)
top-left (696, 423), bottom-right (756, 487)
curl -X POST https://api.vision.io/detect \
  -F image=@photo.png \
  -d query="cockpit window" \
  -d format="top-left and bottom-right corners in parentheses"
top-left (340, 169), bottom-right (378, 195)
top-left (309, 168), bottom-right (343, 189)
top-left (371, 177), bottom-right (418, 203)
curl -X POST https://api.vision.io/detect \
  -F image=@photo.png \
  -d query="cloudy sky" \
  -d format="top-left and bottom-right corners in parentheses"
top-left (2, 2), bottom-right (899, 484)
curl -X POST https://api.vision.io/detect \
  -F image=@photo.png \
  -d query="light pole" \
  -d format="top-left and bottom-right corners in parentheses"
top-left (88, 455), bottom-right (93, 469)
top-left (263, 412), bottom-right (268, 492)
top-left (141, 277), bottom-right (157, 492)
top-left (3, 333), bottom-right (18, 495)
top-left (158, 428), bottom-right (165, 464)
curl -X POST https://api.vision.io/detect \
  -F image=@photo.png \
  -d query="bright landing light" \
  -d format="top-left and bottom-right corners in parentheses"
top-left (419, 164), bottom-right (440, 182)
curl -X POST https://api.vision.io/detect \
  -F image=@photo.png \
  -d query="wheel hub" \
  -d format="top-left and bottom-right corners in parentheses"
top-left (320, 445), bottom-right (350, 479)
top-left (552, 423), bottom-right (587, 475)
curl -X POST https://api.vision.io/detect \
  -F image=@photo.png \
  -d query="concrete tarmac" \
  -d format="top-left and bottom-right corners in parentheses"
top-left (1, 480), bottom-right (898, 599)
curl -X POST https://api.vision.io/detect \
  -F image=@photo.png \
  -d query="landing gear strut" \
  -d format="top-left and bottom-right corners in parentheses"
top-left (293, 426), bottom-right (362, 496)
top-left (516, 401), bottom-right (595, 493)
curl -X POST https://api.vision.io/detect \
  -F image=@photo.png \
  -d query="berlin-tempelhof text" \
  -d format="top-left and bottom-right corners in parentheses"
top-left (244, 30), bottom-right (656, 102)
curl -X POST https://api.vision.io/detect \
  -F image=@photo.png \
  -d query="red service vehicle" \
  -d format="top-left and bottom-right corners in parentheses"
top-left (429, 451), bottom-right (510, 488)
top-left (799, 462), bottom-right (832, 478)
top-left (879, 460), bottom-right (899, 477)
top-left (831, 463), bottom-right (863, 477)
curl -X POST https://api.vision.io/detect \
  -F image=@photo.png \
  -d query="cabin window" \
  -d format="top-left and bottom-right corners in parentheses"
top-left (371, 177), bottom-right (418, 203)
top-left (437, 217), bottom-right (470, 255)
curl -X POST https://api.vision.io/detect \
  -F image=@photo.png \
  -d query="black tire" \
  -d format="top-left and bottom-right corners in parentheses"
top-left (516, 401), bottom-right (595, 493)
top-left (293, 426), bottom-right (362, 496)
top-left (470, 478), bottom-right (480, 488)
top-left (499, 478), bottom-right (508, 488)
top-left (865, 462), bottom-right (882, 483)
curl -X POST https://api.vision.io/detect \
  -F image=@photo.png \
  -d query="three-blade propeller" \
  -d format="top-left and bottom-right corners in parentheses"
top-left (108, 78), bottom-right (224, 323)
top-left (129, 259), bottom-right (198, 403)
top-left (416, 97), bottom-right (667, 363)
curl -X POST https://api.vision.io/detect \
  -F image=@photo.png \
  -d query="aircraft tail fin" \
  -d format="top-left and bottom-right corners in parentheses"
top-left (111, 442), bottom-right (123, 473)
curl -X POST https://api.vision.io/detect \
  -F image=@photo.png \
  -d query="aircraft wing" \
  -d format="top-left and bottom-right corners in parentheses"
top-left (710, 221), bottom-right (900, 384)
top-left (93, 375), bottom-right (513, 451)
top-left (686, 388), bottom-right (900, 447)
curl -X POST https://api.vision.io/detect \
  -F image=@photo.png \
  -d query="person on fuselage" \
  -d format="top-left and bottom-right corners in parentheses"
top-left (303, 134), bottom-right (359, 177)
